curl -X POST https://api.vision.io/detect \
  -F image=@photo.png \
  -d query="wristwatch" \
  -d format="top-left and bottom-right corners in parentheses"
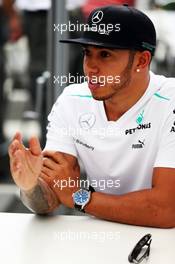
top-left (72, 185), bottom-right (95, 213)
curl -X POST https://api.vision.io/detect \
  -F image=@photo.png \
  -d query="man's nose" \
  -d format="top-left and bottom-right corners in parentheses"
top-left (85, 58), bottom-right (99, 74)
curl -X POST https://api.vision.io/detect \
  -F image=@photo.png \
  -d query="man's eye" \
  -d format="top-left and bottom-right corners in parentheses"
top-left (100, 51), bottom-right (110, 58)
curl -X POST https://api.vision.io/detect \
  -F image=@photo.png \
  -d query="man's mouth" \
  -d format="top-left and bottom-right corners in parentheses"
top-left (88, 79), bottom-right (104, 91)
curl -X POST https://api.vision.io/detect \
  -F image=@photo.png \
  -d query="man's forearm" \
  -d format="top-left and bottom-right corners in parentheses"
top-left (85, 188), bottom-right (175, 228)
top-left (20, 177), bottom-right (60, 214)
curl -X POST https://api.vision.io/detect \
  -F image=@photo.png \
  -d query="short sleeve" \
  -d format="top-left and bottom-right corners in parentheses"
top-left (44, 93), bottom-right (77, 157)
top-left (154, 105), bottom-right (175, 168)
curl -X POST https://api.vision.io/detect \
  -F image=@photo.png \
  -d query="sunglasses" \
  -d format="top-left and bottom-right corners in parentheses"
top-left (128, 234), bottom-right (152, 263)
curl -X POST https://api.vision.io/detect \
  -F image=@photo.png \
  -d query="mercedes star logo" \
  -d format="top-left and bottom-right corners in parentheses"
top-left (92, 10), bottom-right (104, 24)
top-left (79, 113), bottom-right (96, 130)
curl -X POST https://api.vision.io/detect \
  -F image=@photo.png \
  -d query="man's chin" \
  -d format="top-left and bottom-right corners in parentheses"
top-left (89, 85), bottom-right (116, 101)
top-left (91, 93), bottom-right (112, 101)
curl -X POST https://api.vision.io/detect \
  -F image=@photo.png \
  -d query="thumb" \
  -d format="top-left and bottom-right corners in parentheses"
top-left (29, 137), bottom-right (42, 156)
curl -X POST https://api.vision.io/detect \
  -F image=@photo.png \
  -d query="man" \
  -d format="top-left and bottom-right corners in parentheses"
top-left (9, 5), bottom-right (175, 228)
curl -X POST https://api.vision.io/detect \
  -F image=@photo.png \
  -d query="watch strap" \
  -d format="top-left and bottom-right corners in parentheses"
top-left (88, 185), bottom-right (95, 193)
top-left (74, 203), bottom-right (85, 213)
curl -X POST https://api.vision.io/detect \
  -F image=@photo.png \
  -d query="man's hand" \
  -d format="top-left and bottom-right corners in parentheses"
top-left (8, 132), bottom-right (42, 191)
top-left (41, 151), bottom-right (80, 208)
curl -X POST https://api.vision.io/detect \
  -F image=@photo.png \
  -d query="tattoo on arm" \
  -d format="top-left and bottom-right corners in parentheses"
top-left (20, 177), bottom-right (59, 214)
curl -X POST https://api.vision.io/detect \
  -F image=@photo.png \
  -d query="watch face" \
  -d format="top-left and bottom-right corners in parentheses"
top-left (73, 189), bottom-right (90, 206)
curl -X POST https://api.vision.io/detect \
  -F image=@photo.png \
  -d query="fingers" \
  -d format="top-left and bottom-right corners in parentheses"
top-left (42, 166), bottom-right (55, 179)
top-left (9, 134), bottom-right (41, 158)
top-left (42, 150), bottom-right (66, 164)
top-left (9, 148), bottom-right (24, 180)
top-left (12, 149), bottom-right (23, 171)
top-left (43, 157), bottom-right (58, 170)
top-left (9, 132), bottom-right (25, 159)
top-left (8, 138), bottom-right (24, 159)
top-left (9, 133), bottom-right (24, 178)
top-left (40, 172), bottom-right (52, 184)
top-left (12, 132), bottom-right (22, 143)
top-left (29, 137), bottom-right (42, 156)
top-left (42, 162), bottom-right (61, 176)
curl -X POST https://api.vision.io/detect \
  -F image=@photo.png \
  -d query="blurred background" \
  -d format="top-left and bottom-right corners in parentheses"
top-left (0, 0), bottom-right (175, 213)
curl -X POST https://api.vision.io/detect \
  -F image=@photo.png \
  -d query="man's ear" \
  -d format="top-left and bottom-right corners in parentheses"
top-left (135, 51), bottom-right (152, 70)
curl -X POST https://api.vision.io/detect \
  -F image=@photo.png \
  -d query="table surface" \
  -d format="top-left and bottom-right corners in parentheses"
top-left (0, 212), bottom-right (174, 264)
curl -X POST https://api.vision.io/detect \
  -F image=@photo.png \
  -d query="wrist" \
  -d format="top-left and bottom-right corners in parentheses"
top-left (20, 177), bottom-right (60, 214)
top-left (72, 186), bottom-right (95, 213)
top-left (59, 186), bottom-right (79, 209)
top-left (20, 180), bottom-right (38, 194)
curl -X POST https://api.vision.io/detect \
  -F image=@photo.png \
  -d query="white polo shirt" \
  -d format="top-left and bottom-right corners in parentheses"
top-left (45, 72), bottom-right (175, 195)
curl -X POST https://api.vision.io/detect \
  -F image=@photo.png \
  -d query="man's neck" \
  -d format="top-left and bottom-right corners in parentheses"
top-left (104, 72), bottom-right (150, 121)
